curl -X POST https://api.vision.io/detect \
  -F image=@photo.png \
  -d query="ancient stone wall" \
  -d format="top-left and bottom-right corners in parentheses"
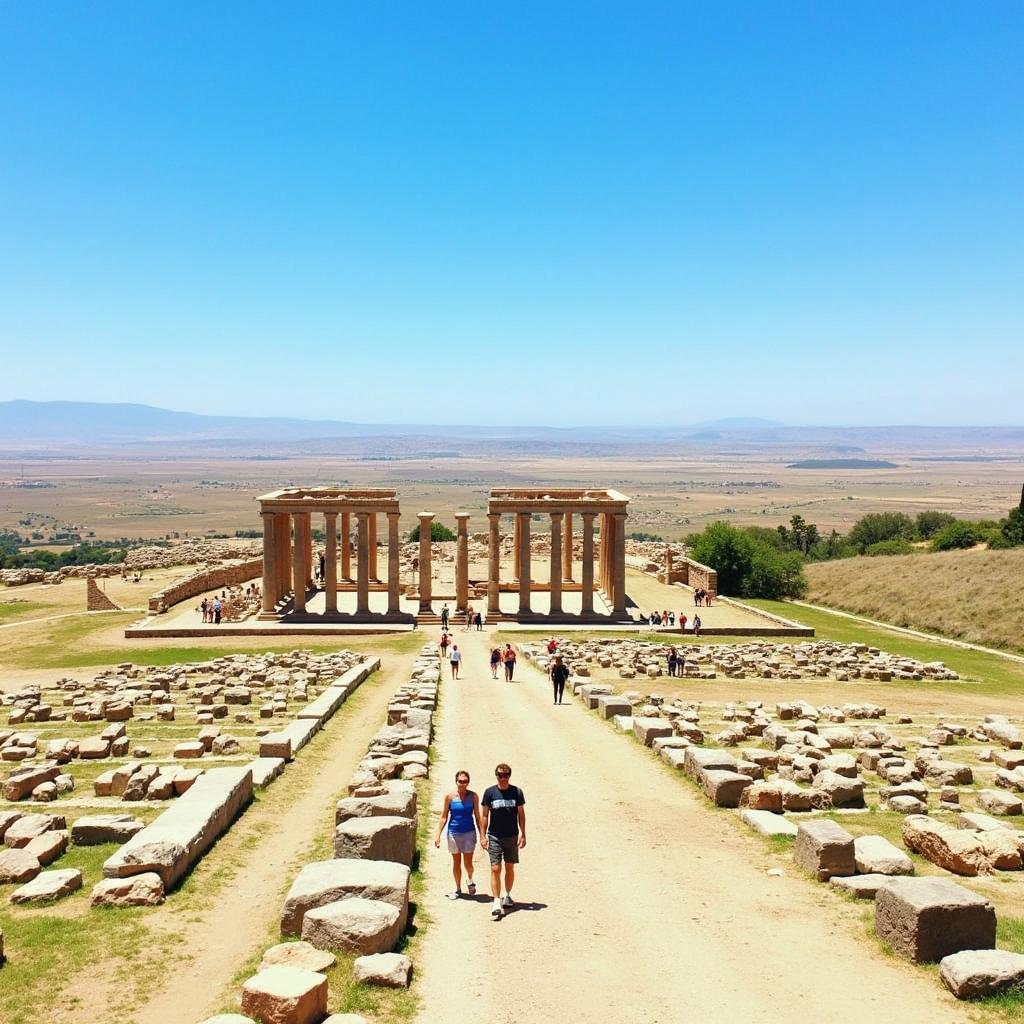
top-left (148, 558), bottom-right (263, 613)
top-left (660, 557), bottom-right (718, 598)
top-left (87, 577), bottom-right (122, 611)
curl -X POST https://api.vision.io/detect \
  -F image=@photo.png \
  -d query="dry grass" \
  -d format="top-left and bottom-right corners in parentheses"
top-left (804, 547), bottom-right (1024, 654)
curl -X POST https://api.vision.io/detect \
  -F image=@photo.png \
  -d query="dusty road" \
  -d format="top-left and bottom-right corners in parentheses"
top-left (415, 629), bottom-right (969, 1024)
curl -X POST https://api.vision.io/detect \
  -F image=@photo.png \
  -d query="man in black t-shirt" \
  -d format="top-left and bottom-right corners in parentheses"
top-left (480, 762), bottom-right (526, 919)
top-left (550, 655), bottom-right (570, 705)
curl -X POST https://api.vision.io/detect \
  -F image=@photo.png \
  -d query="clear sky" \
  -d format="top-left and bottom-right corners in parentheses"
top-left (1, 2), bottom-right (1021, 427)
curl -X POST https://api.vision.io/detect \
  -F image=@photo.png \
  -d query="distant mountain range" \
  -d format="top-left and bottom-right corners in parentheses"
top-left (0, 400), bottom-right (1023, 457)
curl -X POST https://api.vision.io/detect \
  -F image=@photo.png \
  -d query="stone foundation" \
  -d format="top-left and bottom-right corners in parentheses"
top-left (148, 558), bottom-right (263, 613)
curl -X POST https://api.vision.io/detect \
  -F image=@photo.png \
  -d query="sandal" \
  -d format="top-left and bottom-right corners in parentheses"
top-left (467, 880), bottom-right (477, 895)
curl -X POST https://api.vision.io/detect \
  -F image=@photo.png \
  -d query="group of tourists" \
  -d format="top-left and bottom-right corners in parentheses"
top-left (646, 609), bottom-right (702, 634)
top-left (440, 603), bottom-right (483, 631)
top-left (433, 764), bottom-right (527, 919)
top-left (693, 587), bottom-right (712, 606)
top-left (197, 583), bottom-right (262, 624)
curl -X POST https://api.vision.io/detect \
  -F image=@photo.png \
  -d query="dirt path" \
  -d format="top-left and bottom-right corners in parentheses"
top-left (62, 649), bottom-right (418, 1024)
top-left (415, 630), bottom-right (970, 1024)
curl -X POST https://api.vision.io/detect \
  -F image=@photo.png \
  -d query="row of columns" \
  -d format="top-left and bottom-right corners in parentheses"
top-left (484, 509), bottom-right (626, 618)
top-left (261, 509), bottom-right (403, 619)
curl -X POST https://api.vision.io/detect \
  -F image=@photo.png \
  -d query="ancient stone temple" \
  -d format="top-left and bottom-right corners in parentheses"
top-left (256, 488), bottom-right (413, 622)
top-left (484, 488), bottom-right (630, 622)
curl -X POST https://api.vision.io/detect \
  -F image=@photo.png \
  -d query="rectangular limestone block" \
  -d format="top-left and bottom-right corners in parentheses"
top-left (260, 734), bottom-right (293, 761)
top-left (597, 695), bottom-right (632, 720)
top-left (875, 877), bottom-right (996, 963)
top-left (698, 769), bottom-right (753, 808)
top-left (241, 965), bottom-right (327, 1024)
top-left (632, 717), bottom-right (673, 747)
top-left (793, 819), bottom-right (856, 880)
top-left (334, 815), bottom-right (415, 866)
top-left (683, 747), bottom-right (738, 780)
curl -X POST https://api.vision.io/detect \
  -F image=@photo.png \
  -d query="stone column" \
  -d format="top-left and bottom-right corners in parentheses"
top-left (455, 513), bottom-right (470, 613)
top-left (324, 512), bottom-right (338, 614)
top-left (292, 513), bottom-right (307, 614)
top-left (512, 513), bottom-right (521, 582)
top-left (301, 513), bottom-right (313, 589)
top-left (613, 512), bottom-right (627, 616)
top-left (260, 511), bottom-right (277, 614)
top-left (600, 513), bottom-right (610, 597)
top-left (368, 513), bottom-right (378, 580)
top-left (562, 510), bottom-right (574, 582)
top-left (581, 511), bottom-right (596, 615)
top-left (487, 513), bottom-right (501, 616)
top-left (341, 512), bottom-right (352, 580)
top-left (418, 512), bottom-right (434, 614)
top-left (387, 512), bottom-right (401, 615)
top-left (356, 512), bottom-right (370, 616)
top-left (517, 511), bottom-right (532, 616)
top-left (275, 512), bottom-right (290, 602)
top-left (549, 511), bottom-right (563, 615)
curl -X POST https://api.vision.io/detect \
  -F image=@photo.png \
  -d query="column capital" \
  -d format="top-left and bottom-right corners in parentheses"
top-left (549, 510), bottom-right (564, 522)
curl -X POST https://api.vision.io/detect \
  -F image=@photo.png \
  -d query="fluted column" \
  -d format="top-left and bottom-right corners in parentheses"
top-left (455, 513), bottom-right (470, 613)
top-left (613, 512), bottom-right (627, 616)
top-left (324, 512), bottom-right (338, 614)
top-left (581, 511), bottom-right (596, 615)
top-left (487, 513), bottom-right (501, 616)
top-left (292, 513), bottom-right (307, 613)
top-left (341, 512), bottom-right (352, 580)
top-left (418, 512), bottom-right (434, 613)
top-left (549, 511), bottom-right (563, 615)
top-left (517, 511), bottom-right (532, 615)
top-left (260, 511), bottom-right (277, 614)
top-left (563, 511), bottom-right (574, 582)
top-left (368, 513), bottom-right (378, 580)
top-left (387, 512), bottom-right (401, 615)
top-left (356, 512), bottom-right (370, 616)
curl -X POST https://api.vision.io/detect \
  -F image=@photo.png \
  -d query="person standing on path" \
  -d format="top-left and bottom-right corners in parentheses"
top-left (479, 763), bottom-right (526, 919)
top-left (440, 631), bottom-right (450, 659)
top-left (502, 643), bottom-right (517, 681)
top-left (489, 646), bottom-right (501, 679)
top-left (433, 770), bottom-right (482, 900)
top-left (550, 654), bottom-right (570, 704)
top-left (449, 643), bottom-right (462, 680)
top-left (441, 603), bottom-right (450, 629)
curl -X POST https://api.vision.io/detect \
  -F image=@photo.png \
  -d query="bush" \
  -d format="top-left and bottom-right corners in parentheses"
top-left (930, 520), bottom-right (982, 551)
top-left (407, 521), bottom-right (457, 543)
top-left (848, 513), bottom-right (916, 552)
top-left (864, 539), bottom-right (914, 557)
top-left (628, 531), bottom-right (663, 542)
top-left (688, 521), bottom-right (806, 598)
top-left (915, 511), bottom-right (956, 539)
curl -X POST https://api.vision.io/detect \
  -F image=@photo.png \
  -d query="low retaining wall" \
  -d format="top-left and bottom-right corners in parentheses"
top-left (148, 558), bottom-right (263, 613)
top-left (663, 558), bottom-right (718, 598)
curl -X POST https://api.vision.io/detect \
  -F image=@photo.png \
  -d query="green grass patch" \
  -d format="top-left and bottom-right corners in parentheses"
top-left (0, 600), bottom-right (48, 621)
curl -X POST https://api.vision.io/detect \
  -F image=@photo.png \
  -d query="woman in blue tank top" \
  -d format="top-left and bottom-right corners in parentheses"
top-left (433, 769), bottom-right (483, 899)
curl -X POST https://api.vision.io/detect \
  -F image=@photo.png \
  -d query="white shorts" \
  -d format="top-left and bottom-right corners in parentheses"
top-left (447, 830), bottom-right (476, 854)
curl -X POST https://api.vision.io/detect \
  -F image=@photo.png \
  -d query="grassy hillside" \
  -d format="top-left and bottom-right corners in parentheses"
top-left (803, 546), bottom-right (1024, 654)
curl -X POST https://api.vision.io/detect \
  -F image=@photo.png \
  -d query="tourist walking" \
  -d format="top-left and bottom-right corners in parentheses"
top-left (449, 644), bottom-right (462, 679)
top-left (502, 643), bottom-right (517, 681)
top-left (667, 646), bottom-right (678, 677)
top-left (693, 614), bottom-right (702, 636)
top-left (212, 597), bottom-right (223, 625)
top-left (465, 608), bottom-right (473, 631)
top-left (474, 611), bottom-right (483, 631)
top-left (480, 763), bottom-right (526, 919)
top-left (440, 631), bottom-right (450, 659)
top-left (441, 604), bottom-right (450, 629)
top-left (433, 770), bottom-right (482, 900)
top-left (550, 654), bottom-right (570, 704)
top-left (489, 647), bottom-right (501, 679)
top-left (678, 612), bottom-right (687, 633)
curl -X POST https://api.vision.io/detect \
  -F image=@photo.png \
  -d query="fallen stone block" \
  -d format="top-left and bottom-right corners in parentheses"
top-left (260, 941), bottom-right (336, 974)
top-left (4, 813), bottom-right (64, 849)
top-left (812, 770), bottom-right (865, 808)
top-left (875, 877), bottom-right (996, 963)
top-left (248, 756), bottom-right (286, 788)
top-left (72, 814), bottom-right (146, 846)
top-left (240, 965), bottom-right (328, 1024)
top-left (739, 809), bottom-right (797, 838)
top-left (901, 815), bottom-right (990, 877)
top-left (0, 847), bottom-right (41, 884)
top-left (2, 764), bottom-right (59, 801)
top-left (977, 789), bottom-right (1024, 816)
top-left (280, 859), bottom-right (411, 936)
top-left (260, 734), bottom-right (293, 761)
top-left (333, 815), bottom-right (415, 866)
top-left (335, 788), bottom-right (417, 824)
top-left (683, 747), bottom-right (737, 779)
top-left (939, 949), bottom-right (1024, 999)
top-left (632, 717), bottom-right (673, 747)
top-left (10, 868), bottom-right (82, 904)
top-left (697, 769), bottom-right (752, 808)
top-left (597, 695), bottom-right (632, 720)
top-left (854, 835), bottom-right (914, 876)
top-left (25, 829), bottom-right (67, 866)
top-left (829, 874), bottom-right (892, 899)
top-left (90, 873), bottom-right (165, 907)
top-left (173, 741), bottom-right (205, 760)
top-left (302, 897), bottom-right (402, 955)
top-left (352, 952), bottom-right (412, 988)
top-left (793, 819), bottom-right (855, 880)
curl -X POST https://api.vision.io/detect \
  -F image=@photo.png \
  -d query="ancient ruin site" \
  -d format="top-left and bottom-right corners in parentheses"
top-left (3, 5), bottom-right (1024, 1023)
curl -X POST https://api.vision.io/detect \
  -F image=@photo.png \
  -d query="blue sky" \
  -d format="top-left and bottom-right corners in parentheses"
top-left (1, 2), bottom-right (1021, 426)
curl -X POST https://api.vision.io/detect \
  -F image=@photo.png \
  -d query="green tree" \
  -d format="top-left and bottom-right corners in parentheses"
top-left (864, 539), bottom-right (914, 557)
top-left (742, 545), bottom-right (807, 599)
top-left (407, 521), bottom-right (457, 543)
top-left (688, 521), bottom-right (806, 598)
top-left (930, 520), bottom-right (981, 551)
top-left (915, 511), bottom-right (957, 539)
top-left (998, 484), bottom-right (1024, 546)
top-left (848, 512), bottom-right (916, 553)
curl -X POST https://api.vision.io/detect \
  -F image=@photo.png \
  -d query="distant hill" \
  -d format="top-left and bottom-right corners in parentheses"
top-left (804, 547), bottom-right (1024, 654)
top-left (788, 459), bottom-right (898, 469)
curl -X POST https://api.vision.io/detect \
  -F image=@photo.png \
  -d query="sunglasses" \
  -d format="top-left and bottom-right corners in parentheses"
top-left (496, 772), bottom-right (511, 778)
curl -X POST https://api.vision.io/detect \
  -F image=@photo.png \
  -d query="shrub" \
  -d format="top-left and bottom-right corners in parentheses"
top-left (688, 521), bottom-right (806, 598)
top-left (407, 521), bottom-right (457, 543)
top-left (915, 511), bottom-right (957, 539)
top-left (628, 531), bottom-right (663, 542)
top-left (848, 513), bottom-right (916, 552)
top-left (864, 539), bottom-right (915, 557)
top-left (930, 520), bottom-right (982, 551)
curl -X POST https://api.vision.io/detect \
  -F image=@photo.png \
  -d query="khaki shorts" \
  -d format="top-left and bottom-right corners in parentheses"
top-left (487, 834), bottom-right (519, 865)
top-left (447, 830), bottom-right (476, 854)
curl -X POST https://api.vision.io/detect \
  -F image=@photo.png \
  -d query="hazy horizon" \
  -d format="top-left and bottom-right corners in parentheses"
top-left (1, 4), bottom-right (1021, 426)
